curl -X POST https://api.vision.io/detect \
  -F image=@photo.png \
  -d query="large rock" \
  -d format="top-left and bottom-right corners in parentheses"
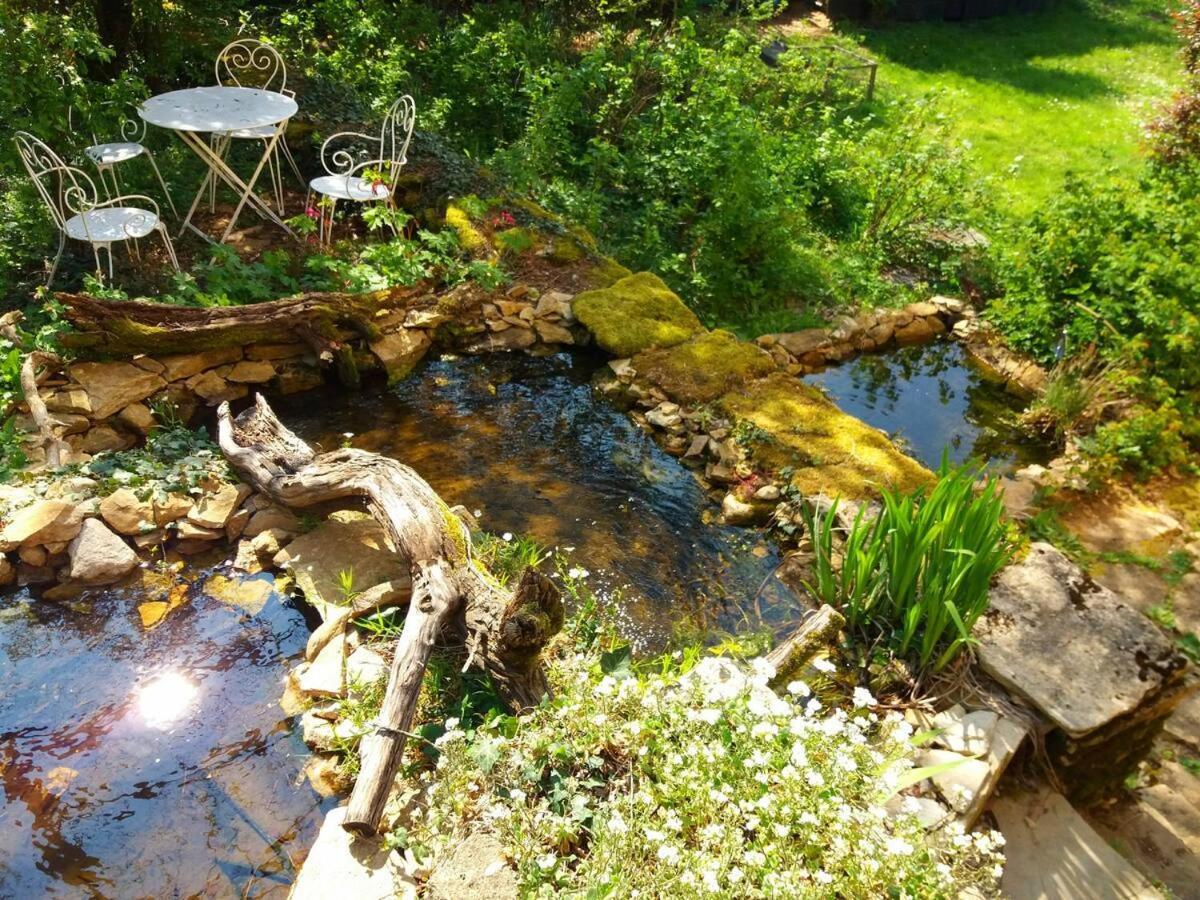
top-left (775, 328), bottom-right (830, 358)
top-left (975, 543), bottom-right (1187, 738)
top-left (66, 361), bottom-right (166, 419)
top-left (67, 518), bottom-right (138, 584)
top-left (0, 499), bottom-right (84, 551)
top-left (290, 806), bottom-right (409, 900)
top-left (225, 359), bottom-right (276, 384)
top-left (369, 328), bottom-right (432, 383)
top-left (572, 272), bottom-right (703, 357)
top-left (99, 488), bottom-right (156, 535)
top-left (272, 510), bottom-right (407, 617)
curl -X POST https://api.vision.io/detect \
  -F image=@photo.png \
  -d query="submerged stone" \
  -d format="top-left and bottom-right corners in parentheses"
top-left (572, 272), bottom-right (703, 357)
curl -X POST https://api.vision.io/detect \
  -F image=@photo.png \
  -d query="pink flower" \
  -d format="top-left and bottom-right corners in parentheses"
top-left (305, 205), bottom-right (319, 220)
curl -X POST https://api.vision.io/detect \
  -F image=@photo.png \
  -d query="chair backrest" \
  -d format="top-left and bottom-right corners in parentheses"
top-left (379, 95), bottom-right (416, 190)
top-left (215, 38), bottom-right (289, 94)
top-left (13, 131), bottom-right (99, 230)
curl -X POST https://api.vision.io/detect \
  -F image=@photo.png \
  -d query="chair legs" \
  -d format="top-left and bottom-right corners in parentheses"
top-left (46, 232), bottom-right (65, 288)
top-left (143, 148), bottom-right (178, 217)
top-left (157, 225), bottom-right (181, 273)
top-left (278, 136), bottom-right (305, 185)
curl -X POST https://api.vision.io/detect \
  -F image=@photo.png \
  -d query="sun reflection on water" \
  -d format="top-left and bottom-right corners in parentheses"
top-left (134, 671), bottom-right (199, 729)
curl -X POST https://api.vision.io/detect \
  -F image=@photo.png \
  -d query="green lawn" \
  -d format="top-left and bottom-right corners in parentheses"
top-left (842, 0), bottom-right (1180, 215)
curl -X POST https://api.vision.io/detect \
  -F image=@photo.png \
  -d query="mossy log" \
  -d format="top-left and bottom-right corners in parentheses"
top-left (215, 394), bottom-right (562, 837)
top-left (55, 285), bottom-right (429, 369)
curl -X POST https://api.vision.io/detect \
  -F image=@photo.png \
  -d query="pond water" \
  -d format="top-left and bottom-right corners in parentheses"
top-left (0, 570), bottom-right (329, 897)
top-left (273, 351), bottom-right (803, 649)
top-left (805, 340), bottom-right (1048, 472)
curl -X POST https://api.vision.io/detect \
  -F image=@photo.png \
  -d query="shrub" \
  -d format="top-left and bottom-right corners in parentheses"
top-left (801, 462), bottom-right (1015, 673)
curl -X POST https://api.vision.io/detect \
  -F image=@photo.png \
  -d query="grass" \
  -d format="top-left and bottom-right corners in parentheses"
top-left (841, 0), bottom-right (1180, 215)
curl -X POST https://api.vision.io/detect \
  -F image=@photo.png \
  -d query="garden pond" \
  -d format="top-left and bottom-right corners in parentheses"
top-left (0, 340), bottom-right (1046, 896)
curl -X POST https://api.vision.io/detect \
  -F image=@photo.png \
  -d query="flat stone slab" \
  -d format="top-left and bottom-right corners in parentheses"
top-left (975, 543), bottom-right (1184, 738)
top-left (992, 786), bottom-right (1160, 900)
top-left (291, 806), bottom-right (412, 900)
top-left (273, 510), bottom-right (408, 618)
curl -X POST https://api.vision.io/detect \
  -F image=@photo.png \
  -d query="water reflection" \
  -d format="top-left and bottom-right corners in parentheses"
top-left (272, 351), bottom-right (803, 648)
top-left (0, 571), bottom-right (330, 897)
top-left (805, 340), bottom-right (1049, 471)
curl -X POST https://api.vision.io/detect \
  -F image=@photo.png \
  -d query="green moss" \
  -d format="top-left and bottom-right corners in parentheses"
top-left (573, 271), bottom-right (703, 358)
top-left (438, 498), bottom-right (470, 564)
top-left (634, 330), bottom-right (776, 405)
top-left (586, 256), bottom-right (634, 288)
top-left (547, 235), bottom-right (586, 264)
top-left (445, 203), bottom-right (487, 254)
top-left (718, 373), bottom-right (933, 501)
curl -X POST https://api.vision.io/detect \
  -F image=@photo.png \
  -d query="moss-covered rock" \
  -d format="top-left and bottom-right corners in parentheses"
top-left (634, 330), bottom-right (776, 405)
top-left (445, 203), bottom-right (487, 254)
top-left (573, 272), bottom-right (703, 357)
top-left (585, 256), bottom-right (634, 288)
top-left (717, 373), bottom-right (933, 501)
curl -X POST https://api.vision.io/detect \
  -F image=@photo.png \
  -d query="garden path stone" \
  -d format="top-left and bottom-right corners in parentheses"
top-left (974, 542), bottom-right (1185, 738)
top-left (992, 786), bottom-right (1160, 900)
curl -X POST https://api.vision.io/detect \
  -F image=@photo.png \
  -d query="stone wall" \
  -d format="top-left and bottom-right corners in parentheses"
top-left (756, 296), bottom-right (1047, 398)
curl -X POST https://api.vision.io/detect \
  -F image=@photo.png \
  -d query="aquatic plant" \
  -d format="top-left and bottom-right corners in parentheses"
top-left (801, 461), bottom-right (1015, 674)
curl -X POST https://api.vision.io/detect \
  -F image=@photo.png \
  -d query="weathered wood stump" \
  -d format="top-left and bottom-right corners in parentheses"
top-left (216, 394), bottom-right (563, 836)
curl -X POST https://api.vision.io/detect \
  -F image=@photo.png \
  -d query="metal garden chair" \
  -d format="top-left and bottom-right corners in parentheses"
top-left (15, 131), bottom-right (180, 286)
top-left (81, 108), bottom-right (179, 218)
top-left (212, 38), bottom-right (303, 215)
top-left (307, 95), bottom-right (416, 246)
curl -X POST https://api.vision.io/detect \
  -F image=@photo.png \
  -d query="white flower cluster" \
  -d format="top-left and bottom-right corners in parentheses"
top-left (397, 648), bottom-right (1004, 897)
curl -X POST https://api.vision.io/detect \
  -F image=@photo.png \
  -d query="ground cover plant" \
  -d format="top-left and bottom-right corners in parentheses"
top-left (339, 559), bottom-right (1007, 897)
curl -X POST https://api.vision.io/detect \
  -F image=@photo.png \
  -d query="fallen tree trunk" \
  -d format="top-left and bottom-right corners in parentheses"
top-left (216, 394), bottom-right (562, 837)
top-left (56, 284), bottom-right (429, 363)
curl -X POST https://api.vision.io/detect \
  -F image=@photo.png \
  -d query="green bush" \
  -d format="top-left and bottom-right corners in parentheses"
top-left (801, 462), bottom-right (1015, 673)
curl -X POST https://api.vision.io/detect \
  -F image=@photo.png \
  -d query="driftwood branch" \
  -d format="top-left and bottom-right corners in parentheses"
top-left (216, 394), bottom-right (562, 836)
top-left (766, 604), bottom-right (845, 687)
top-left (1, 312), bottom-right (67, 468)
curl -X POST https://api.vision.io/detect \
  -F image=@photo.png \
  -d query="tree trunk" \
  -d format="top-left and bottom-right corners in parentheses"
top-left (215, 394), bottom-right (562, 836)
top-left (56, 285), bottom-right (428, 360)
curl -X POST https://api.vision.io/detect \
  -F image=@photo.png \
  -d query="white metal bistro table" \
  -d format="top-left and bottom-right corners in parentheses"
top-left (140, 86), bottom-right (299, 243)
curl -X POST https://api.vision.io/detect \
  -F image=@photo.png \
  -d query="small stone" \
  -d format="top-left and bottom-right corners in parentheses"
top-left (346, 645), bottom-right (388, 689)
top-left (78, 425), bottom-right (135, 454)
top-left (933, 708), bottom-right (998, 756)
top-left (132, 530), bottom-right (166, 550)
top-left (44, 388), bottom-right (92, 415)
top-left (159, 347), bottom-right (243, 382)
top-left (131, 355), bottom-right (167, 375)
top-left (153, 493), bottom-right (194, 527)
top-left (232, 539), bottom-right (263, 574)
top-left (187, 370), bottom-right (247, 404)
top-left (187, 482), bottom-right (251, 530)
top-left (916, 748), bottom-right (990, 814)
top-left (67, 518), bottom-right (138, 585)
top-left (0, 499), bottom-right (85, 551)
top-left (0, 555), bottom-right (13, 586)
top-left (226, 360), bottom-right (276, 384)
top-left (300, 632), bottom-right (352, 697)
top-left (753, 484), bottom-right (781, 502)
top-left (534, 320), bottom-right (574, 344)
top-left (176, 520), bottom-right (224, 541)
top-left (244, 505), bottom-right (302, 538)
top-left (225, 506), bottom-right (251, 541)
top-left (645, 402), bottom-right (683, 429)
top-left (18, 544), bottom-right (47, 567)
top-left (250, 527), bottom-right (292, 559)
top-left (721, 492), bottom-right (771, 526)
top-left (67, 361), bottom-right (165, 419)
top-left (684, 435), bottom-right (709, 459)
top-left (118, 402), bottom-right (156, 435)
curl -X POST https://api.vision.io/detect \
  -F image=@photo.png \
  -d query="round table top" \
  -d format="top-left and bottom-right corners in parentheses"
top-left (140, 86), bottom-right (298, 133)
